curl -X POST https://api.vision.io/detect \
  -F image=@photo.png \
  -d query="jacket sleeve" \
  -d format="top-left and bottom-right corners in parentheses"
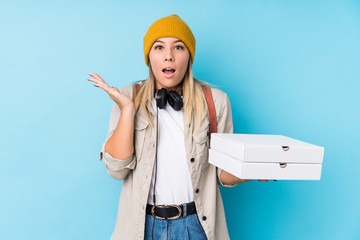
top-left (214, 90), bottom-right (237, 188)
top-left (99, 86), bottom-right (137, 180)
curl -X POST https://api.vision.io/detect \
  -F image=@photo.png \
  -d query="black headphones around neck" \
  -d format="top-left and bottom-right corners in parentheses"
top-left (154, 88), bottom-right (183, 111)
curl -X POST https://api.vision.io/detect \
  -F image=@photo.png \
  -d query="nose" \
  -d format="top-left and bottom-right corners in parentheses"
top-left (164, 48), bottom-right (174, 62)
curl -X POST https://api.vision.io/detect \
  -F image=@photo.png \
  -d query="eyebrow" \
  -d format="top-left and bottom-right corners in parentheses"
top-left (154, 40), bottom-right (184, 44)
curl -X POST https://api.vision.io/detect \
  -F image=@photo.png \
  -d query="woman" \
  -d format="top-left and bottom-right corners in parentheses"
top-left (88, 14), bottom-right (262, 240)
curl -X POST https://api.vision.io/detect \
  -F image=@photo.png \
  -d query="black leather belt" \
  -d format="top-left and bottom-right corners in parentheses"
top-left (146, 202), bottom-right (196, 219)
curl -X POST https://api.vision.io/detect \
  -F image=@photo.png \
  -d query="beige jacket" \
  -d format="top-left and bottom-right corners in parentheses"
top-left (100, 84), bottom-right (236, 240)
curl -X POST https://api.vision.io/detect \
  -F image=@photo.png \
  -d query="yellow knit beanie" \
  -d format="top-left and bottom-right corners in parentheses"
top-left (143, 14), bottom-right (196, 67)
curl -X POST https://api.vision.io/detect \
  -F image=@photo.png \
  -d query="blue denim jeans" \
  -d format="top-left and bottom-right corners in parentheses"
top-left (144, 213), bottom-right (208, 240)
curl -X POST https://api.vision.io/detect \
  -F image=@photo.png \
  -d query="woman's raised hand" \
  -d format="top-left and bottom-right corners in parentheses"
top-left (87, 72), bottom-right (134, 112)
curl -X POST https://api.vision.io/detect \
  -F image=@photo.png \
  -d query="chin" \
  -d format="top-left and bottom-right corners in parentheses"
top-left (155, 78), bottom-right (181, 89)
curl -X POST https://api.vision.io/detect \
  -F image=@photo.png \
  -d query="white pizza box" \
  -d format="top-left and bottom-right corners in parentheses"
top-left (209, 133), bottom-right (324, 180)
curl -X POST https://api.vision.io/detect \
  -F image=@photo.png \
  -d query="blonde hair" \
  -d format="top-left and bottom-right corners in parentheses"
top-left (133, 58), bottom-right (215, 135)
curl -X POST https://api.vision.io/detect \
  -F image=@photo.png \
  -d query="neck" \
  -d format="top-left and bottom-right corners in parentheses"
top-left (155, 83), bottom-right (183, 95)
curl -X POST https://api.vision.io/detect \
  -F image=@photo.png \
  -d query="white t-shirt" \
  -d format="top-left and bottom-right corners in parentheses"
top-left (147, 97), bottom-right (194, 205)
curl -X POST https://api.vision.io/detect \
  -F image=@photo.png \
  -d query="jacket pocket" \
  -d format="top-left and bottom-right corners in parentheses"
top-left (193, 127), bottom-right (210, 172)
top-left (134, 118), bottom-right (149, 162)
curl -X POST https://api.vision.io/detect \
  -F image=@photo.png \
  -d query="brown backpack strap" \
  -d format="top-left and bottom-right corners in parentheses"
top-left (132, 84), bottom-right (141, 104)
top-left (201, 85), bottom-right (217, 139)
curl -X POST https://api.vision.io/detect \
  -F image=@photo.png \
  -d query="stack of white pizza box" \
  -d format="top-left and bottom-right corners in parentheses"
top-left (209, 134), bottom-right (324, 180)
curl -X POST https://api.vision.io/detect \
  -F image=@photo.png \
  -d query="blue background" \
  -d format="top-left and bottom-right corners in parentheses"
top-left (1, 0), bottom-right (359, 239)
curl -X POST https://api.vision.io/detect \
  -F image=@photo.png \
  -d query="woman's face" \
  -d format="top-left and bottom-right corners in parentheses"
top-left (149, 37), bottom-right (190, 92)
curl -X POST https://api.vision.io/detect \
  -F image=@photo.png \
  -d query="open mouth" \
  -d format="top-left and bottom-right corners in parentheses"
top-left (162, 68), bottom-right (176, 74)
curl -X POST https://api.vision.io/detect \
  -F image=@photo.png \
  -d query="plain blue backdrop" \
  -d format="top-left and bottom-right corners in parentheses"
top-left (1, 0), bottom-right (359, 239)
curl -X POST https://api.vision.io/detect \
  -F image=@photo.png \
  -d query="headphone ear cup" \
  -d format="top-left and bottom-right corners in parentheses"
top-left (155, 88), bottom-right (167, 109)
top-left (168, 91), bottom-right (183, 111)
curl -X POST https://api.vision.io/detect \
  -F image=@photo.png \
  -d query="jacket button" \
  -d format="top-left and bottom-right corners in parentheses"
top-left (195, 188), bottom-right (199, 193)
top-left (202, 216), bottom-right (207, 221)
top-left (190, 158), bottom-right (195, 163)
